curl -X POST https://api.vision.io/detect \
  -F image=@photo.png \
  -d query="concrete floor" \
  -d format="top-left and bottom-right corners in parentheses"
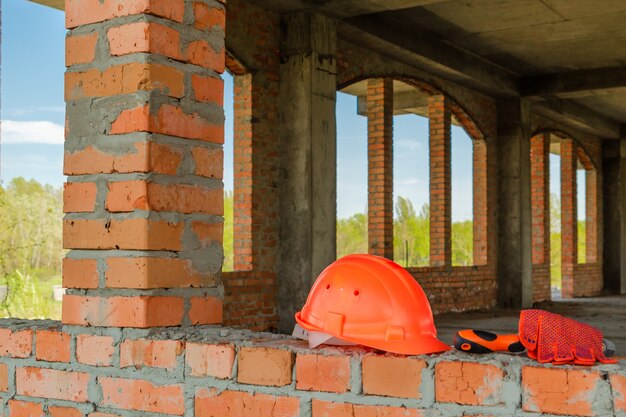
top-left (435, 294), bottom-right (626, 357)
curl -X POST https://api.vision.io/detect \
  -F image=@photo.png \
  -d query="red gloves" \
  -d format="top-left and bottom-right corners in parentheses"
top-left (519, 309), bottom-right (617, 365)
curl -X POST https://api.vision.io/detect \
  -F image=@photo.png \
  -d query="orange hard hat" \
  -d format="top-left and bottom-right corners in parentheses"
top-left (295, 254), bottom-right (450, 355)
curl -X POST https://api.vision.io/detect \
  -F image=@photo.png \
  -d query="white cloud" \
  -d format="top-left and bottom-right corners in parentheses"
top-left (396, 139), bottom-right (423, 151)
top-left (1, 120), bottom-right (64, 145)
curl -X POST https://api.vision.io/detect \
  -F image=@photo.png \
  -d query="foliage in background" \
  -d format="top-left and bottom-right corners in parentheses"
top-left (0, 178), bottom-right (63, 319)
top-left (223, 191), bottom-right (234, 272)
top-left (336, 196), bottom-right (474, 267)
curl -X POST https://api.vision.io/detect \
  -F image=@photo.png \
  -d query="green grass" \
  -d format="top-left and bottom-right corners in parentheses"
top-left (0, 271), bottom-right (62, 320)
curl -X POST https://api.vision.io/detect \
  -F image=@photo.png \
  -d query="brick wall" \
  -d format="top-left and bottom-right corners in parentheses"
top-left (0, 320), bottom-right (623, 417)
top-left (221, 0), bottom-right (281, 331)
top-left (63, 0), bottom-right (225, 328)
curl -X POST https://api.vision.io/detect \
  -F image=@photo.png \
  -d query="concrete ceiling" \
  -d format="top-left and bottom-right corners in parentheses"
top-left (30, 0), bottom-right (626, 138)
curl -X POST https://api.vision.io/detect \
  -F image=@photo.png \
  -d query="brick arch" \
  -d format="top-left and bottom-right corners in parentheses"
top-left (338, 74), bottom-right (486, 142)
top-left (225, 49), bottom-right (249, 76)
top-left (531, 128), bottom-right (597, 170)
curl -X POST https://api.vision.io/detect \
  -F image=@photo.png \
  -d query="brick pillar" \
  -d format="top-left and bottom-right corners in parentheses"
top-left (585, 169), bottom-right (598, 263)
top-left (62, 0), bottom-right (226, 327)
top-left (561, 139), bottom-right (578, 298)
top-left (473, 139), bottom-right (488, 265)
top-left (530, 134), bottom-right (550, 265)
top-left (233, 74), bottom-right (254, 271)
top-left (367, 78), bottom-right (394, 259)
top-left (429, 95), bottom-right (451, 267)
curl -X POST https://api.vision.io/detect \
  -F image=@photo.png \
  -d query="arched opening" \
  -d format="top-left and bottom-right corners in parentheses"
top-left (530, 131), bottom-right (599, 301)
top-left (335, 76), bottom-right (487, 269)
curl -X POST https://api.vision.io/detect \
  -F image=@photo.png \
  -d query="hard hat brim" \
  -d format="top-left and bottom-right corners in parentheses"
top-left (296, 311), bottom-right (451, 356)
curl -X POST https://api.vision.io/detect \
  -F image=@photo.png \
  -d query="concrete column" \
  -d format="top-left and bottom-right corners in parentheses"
top-left (560, 138), bottom-right (578, 298)
top-left (496, 98), bottom-right (532, 308)
top-left (367, 78), bottom-right (394, 259)
top-left (429, 95), bottom-right (452, 267)
top-left (603, 139), bottom-right (626, 293)
top-left (63, 0), bottom-right (226, 327)
top-left (278, 13), bottom-right (337, 332)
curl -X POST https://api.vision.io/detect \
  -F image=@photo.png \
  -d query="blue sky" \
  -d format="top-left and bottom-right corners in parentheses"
top-left (2, 0), bottom-right (584, 221)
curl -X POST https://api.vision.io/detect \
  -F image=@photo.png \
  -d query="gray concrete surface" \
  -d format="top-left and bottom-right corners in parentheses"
top-left (435, 294), bottom-right (626, 356)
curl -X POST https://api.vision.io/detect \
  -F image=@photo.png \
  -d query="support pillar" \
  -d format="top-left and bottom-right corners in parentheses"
top-left (560, 138), bottom-right (578, 298)
top-left (367, 78), bottom-right (394, 259)
top-left (278, 13), bottom-right (337, 332)
top-left (603, 139), bottom-right (626, 293)
top-left (496, 98), bottom-right (532, 308)
top-left (62, 0), bottom-right (226, 327)
top-left (429, 95), bottom-right (452, 267)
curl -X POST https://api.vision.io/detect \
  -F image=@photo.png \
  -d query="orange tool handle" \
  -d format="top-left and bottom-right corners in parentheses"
top-left (453, 330), bottom-right (525, 353)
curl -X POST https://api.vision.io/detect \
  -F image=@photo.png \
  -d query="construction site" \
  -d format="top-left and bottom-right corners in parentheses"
top-left (0, 0), bottom-right (625, 416)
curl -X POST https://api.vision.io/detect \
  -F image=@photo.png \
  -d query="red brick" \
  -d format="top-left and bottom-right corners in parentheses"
top-left (66, 32), bottom-right (98, 66)
top-left (66, 0), bottom-right (184, 28)
top-left (311, 399), bottom-right (424, 417)
top-left (63, 218), bottom-right (183, 251)
top-left (611, 374), bottom-right (626, 412)
top-left (120, 338), bottom-right (183, 369)
top-left (193, 3), bottom-right (225, 31)
top-left (0, 329), bottom-right (33, 358)
top-left (191, 222), bottom-right (223, 247)
top-left (0, 363), bottom-right (8, 392)
top-left (192, 147), bottom-right (224, 179)
top-left (16, 367), bottom-right (89, 402)
top-left (62, 295), bottom-right (184, 327)
top-left (105, 257), bottom-right (215, 289)
top-left (49, 406), bottom-right (83, 417)
top-left (436, 361), bottom-right (504, 405)
top-left (522, 366), bottom-right (600, 416)
top-left (191, 75), bottom-right (224, 105)
top-left (63, 258), bottom-right (99, 289)
top-left (296, 354), bottom-right (350, 393)
top-left (238, 347), bottom-right (293, 387)
top-left (35, 330), bottom-right (71, 362)
top-left (99, 377), bottom-right (184, 415)
top-left (110, 104), bottom-right (224, 143)
top-left (64, 182), bottom-right (97, 213)
top-left (108, 22), bottom-right (182, 59)
top-left (195, 389), bottom-right (299, 417)
top-left (362, 355), bottom-right (425, 399)
top-left (189, 296), bottom-right (223, 325)
top-left (8, 400), bottom-right (44, 417)
top-left (76, 334), bottom-right (115, 366)
top-left (106, 181), bottom-right (223, 215)
top-left (64, 143), bottom-right (151, 176)
top-left (185, 40), bottom-right (225, 73)
top-left (65, 63), bottom-right (184, 100)
top-left (186, 343), bottom-right (234, 378)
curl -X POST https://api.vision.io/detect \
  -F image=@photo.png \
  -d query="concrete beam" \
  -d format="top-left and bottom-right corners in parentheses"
top-left (278, 12), bottom-right (337, 333)
top-left (521, 67), bottom-right (626, 99)
top-left (496, 98), bottom-right (533, 309)
top-left (28, 0), bottom-right (64, 10)
top-left (253, 0), bottom-right (447, 17)
top-left (340, 14), bottom-right (519, 97)
top-left (532, 98), bottom-right (621, 139)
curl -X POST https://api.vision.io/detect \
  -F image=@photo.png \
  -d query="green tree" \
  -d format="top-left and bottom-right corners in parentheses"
top-left (223, 191), bottom-right (234, 271)
top-left (0, 178), bottom-right (64, 318)
top-left (452, 220), bottom-right (473, 266)
top-left (393, 197), bottom-right (429, 267)
top-left (336, 213), bottom-right (367, 258)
